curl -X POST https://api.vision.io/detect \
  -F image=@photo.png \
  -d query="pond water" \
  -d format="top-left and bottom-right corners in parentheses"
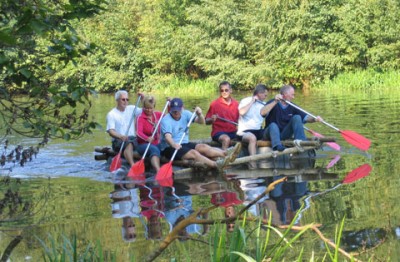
top-left (1, 89), bottom-right (400, 261)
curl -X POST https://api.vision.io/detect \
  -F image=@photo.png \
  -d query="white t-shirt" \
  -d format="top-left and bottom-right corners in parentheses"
top-left (106, 105), bottom-right (142, 141)
top-left (237, 96), bottom-right (264, 136)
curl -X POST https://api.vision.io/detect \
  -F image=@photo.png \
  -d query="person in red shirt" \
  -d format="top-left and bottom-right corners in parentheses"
top-left (205, 81), bottom-right (240, 150)
top-left (136, 95), bottom-right (163, 172)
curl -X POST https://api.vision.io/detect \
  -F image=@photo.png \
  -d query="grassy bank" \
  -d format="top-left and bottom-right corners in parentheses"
top-left (313, 69), bottom-right (400, 91)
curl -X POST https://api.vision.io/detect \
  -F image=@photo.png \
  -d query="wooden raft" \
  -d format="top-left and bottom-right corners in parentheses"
top-left (95, 137), bottom-right (336, 172)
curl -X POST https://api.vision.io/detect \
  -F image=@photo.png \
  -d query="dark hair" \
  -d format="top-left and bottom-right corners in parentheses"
top-left (219, 81), bottom-right (231, 90)
top-left (280, 85), bottom-right (294, 95)
top-left (253, 84), bottom-right (267, 96)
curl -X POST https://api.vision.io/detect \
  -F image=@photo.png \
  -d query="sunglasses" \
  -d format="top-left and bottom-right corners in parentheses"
top-left (220, 89), bottom-right (230, 93)
top-left (120, 98), bottom-right (129, 102)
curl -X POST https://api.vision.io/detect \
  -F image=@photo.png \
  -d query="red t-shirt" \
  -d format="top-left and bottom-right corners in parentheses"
top-left (205, 97), bottom-right (239, 137)
top-left (136, 111), bottom-right (162, 145)
top-left (211, 191), bottom-right (243, 207)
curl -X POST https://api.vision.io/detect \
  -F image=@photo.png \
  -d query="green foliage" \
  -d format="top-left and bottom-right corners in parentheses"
top-left (52, 0), bottom-right (400, 92)
top-left (0, 0), bottom-right (106, 142)
top-left (2, 0), bottom-right (400, 142)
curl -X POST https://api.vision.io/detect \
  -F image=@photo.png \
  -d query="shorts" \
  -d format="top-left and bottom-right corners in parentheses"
top-left (136, 143), bottom-right (161, 158)
top-left (236, 129), bottom-right (264, 141)
top-left (112, 136), bottom-right (138, 152)
top-left (212, 132), bottom-right (237, 142)
top-left (162, 142), bottom-right (196, 160)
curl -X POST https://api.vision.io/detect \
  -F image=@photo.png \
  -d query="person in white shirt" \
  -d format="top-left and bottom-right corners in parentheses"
top-left (237, 84), bottom-right (268, 169)
top-left (106, 90), bottom-right (142, 167)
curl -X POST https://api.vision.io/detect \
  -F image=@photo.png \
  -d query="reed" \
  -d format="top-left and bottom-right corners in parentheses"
top-left (36, 234), bottom-right (117, 262)
top-left (313, 69), bottom-right (400, 91)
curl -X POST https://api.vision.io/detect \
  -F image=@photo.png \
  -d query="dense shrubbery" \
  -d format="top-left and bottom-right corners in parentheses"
top-left (2, 0), bottom-right (400, 141)
top-left (68, 0), bottom-right (400, 91)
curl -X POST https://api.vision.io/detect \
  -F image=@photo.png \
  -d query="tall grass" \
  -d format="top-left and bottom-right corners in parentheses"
top-left (36, 234), bottom-right (119, 262)
top-left (36, 216), bottom-right (354, 261)
top-left (313, 69), bottom-right (400, 91)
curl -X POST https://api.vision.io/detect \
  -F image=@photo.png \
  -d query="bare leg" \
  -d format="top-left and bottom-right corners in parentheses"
top-left (242, 132), bottom-right (257, 169)
top-left (195, 144), bottom-right (225, 158)
top-left (150, 155), bottom-right (161, 172)
top-left (182, 149), bottom-right (217, 168)
top-left (218, 134), bottom-right (231, 150)
top-left (123, 143), bottom-right (135, 166)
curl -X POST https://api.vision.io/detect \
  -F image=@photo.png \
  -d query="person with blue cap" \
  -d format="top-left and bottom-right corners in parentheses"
top-left (160, 98), bottom-right (240, 170)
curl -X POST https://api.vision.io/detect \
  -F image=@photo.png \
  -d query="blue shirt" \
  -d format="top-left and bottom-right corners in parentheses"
top-left (160, 110), bottom-right (194, 151)
top-left (264, 99), bottom-right (307, 131)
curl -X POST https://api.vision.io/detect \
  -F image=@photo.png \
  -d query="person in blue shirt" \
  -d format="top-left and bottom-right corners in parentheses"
top-left (160, 98), bottom-right (236, 169)
top-left (261, 85), bottom-right (322, 151)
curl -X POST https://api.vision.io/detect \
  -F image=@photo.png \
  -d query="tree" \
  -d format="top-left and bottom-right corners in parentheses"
top-left (0, 0), bottom-right (106, 143)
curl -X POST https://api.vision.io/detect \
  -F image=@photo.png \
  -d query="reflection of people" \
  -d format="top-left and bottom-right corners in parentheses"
top-left (239, 178), bottom-right (269, 216)
top-left (205, 81), bottom-right (239, 150)
top-left (121, 217), bottom-right (136, 242)
top-left (237, 84), bottom-right (268, 169)
top-left (268, 177), bottom-right (308, 225)
top-left (106, 90), bottom-right (142, 167)
top-left (136, 95), bottom-right (162, 172)
top-left (163, 189), bottom-right (202, 240)
top-left (109, 185), bottom-right (140, 242)
top-left (160, 98), bottom-right (229, 169)
top-left (210, 191), bottom-right (243, 232)
top-left (139, 184), bottom-right (164, 240)
top-left (261, 85), bottom-right (322, 152)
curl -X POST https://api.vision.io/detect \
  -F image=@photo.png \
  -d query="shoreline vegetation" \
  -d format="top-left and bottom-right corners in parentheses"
top-left (145, 69), bottom-right (400, 96)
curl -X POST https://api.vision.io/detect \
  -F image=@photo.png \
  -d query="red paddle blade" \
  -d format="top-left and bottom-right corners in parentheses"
top-left (155, 162), bottom-right (173, 181)
top-left (307, 128), bottom-right (341, 151)
top-left (109, 153), bottom-right (122, 172)
top-left (340, 130), bottom-right (371, 151)
top-left (342, 164), bottom-right (372, 184)
top-left (127, 160), bottom-right (145, 178)
top-left (157, 177), bottom-right (173, 187)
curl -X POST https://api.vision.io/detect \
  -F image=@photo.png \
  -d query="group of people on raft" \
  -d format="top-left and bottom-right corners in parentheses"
top-left (106, 82), bottom-right (322, 172)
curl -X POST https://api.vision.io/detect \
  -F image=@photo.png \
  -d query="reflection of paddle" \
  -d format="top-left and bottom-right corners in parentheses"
top-left (155, 111), bottom-right (197, 182)
top-left (342, 163), bottom-right (372, 184)
top-left (283, 99), bottom-right (371, 151)
top-left (326, 155), bottom-right (341, 169)
top-left (110, 96), bottom-right (142, 172)
top-left (128, 101), bottom-right (170, 178)
top-left (217, 116), bottom-right (238, 126)
top-left (317, 164), bottom-right (372, 195)
top-left (304, 126), bottom-right (341, 151)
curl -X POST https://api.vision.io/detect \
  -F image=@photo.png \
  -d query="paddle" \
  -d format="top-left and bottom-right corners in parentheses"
top-left (304, 126), bottom-right (341, 151)
top-left (110, 96), bottom-right (142, 172)
top-left (217, 116), bottom-right (238, 126)
top-left (127, 100), bottom-right (170, 178)
top-left (282, 99), bottom-right (371, 151)
top-left (342, 163), bottom-right (372, 184)
top-left (299, 163), bottom-right (372, 217)
top-left (155, 111), bottom-right (197, 182)
top-left (256, 99), bottom-right (341, 151)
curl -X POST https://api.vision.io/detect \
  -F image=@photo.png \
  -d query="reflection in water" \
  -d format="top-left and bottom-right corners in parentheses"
top-left (211, 191), bottom-right (243, 232)
top-left (105, 147), bottom-right (382, 258)
top-left (268, 178), bottom-right (307, 226)
top-left (138, 183), bottom-right (165, 240)
top-left (109, 185), bottom-right (139, 242)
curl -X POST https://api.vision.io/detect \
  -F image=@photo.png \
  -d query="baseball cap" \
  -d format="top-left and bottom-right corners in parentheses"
top-left (170, 98), bottom-right (183, 112)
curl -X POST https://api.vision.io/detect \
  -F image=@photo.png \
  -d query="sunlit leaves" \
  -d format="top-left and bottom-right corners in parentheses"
top-left (0, 0), bottom-right (105, 142)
